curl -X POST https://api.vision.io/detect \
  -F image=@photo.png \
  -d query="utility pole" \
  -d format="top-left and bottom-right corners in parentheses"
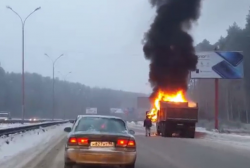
top-left (45, 53), bottom-right (64, 120)
top-left (7, 6), bottom-right (41, 123)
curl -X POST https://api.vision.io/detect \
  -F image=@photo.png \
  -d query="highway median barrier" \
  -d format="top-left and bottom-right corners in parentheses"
top-left (0, 120), bottom-right (68, 137)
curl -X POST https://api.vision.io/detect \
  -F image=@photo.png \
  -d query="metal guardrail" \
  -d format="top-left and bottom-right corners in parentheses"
top-left (0, 120), bottom-right (45, 124)
top-left (0, 121), bottom-right (68, 136)
top-left (0, 119), bottom-right (64, 124)
top-left (69, 119), bottom-right (75, 123)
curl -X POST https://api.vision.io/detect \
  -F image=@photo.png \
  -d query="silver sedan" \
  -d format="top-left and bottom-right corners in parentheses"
top-left (64, 115), bottom-right (136, 168)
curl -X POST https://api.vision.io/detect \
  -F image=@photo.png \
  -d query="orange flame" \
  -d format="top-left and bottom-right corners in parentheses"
top-left (147, 90), bottom-right (195, 122)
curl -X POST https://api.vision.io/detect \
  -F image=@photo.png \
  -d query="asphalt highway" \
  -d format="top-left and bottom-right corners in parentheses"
top-left (20, 126), bottom-right (250, 168)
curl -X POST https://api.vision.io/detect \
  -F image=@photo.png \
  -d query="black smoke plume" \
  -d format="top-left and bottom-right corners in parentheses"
top-left (143, 0), bottom-right (201, 100)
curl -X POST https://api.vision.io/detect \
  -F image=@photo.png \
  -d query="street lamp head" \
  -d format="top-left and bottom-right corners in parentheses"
top-left (6, 6), bottom-right (12, 10)
top-left (35, 7), bottom-right (41, 11)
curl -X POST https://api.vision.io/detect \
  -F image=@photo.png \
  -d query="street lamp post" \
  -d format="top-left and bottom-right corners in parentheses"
top-left (45, 53), bottom-right (64, 120)
top-left (7, 6), bottom-right (41, 122)
top-left (57, 71), bottom-right (72, 119)
top-left (57, 71), bottom-right (72, 81)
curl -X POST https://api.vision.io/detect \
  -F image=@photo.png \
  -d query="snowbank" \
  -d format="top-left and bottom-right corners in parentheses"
top-left (196, 127), bottom-right (250, 149)
top-left (0, 123), bottom-right (70, 162)
top-left (0, 123), bottom-right (41, 130)
top-left (197, 120), bottom-right (250, 134)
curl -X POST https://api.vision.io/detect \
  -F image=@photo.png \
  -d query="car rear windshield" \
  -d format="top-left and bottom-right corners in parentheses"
top-left (75, 117), bottom-right (126, 133)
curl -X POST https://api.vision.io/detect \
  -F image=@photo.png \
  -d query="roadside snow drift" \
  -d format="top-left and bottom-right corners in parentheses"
top-left (0, 123), bottom-right (71, 163)
top-left (0, 123), bottom-right (41, 130)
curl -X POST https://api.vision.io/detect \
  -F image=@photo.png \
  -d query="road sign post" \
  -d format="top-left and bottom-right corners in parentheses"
top-left (191, 51), bottom-right (244, 130)
top-left (86, 108), bottom-right (97, 115)
top-left (215, 78), bottom-right (219, 130)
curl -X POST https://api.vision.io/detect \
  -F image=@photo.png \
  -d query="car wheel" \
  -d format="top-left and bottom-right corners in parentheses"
top-left (64, 162), bottom-right (73, 168)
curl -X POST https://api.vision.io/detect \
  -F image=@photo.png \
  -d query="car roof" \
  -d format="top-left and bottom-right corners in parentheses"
top-left (77, 115), bottom-right (123, 120)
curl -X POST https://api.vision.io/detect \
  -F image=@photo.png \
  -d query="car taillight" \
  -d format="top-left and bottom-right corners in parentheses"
top-left (117, 139), bottom-right (128, 146)
top-left (68, 137), bottom-right (77, 144)
top-left (117, 139), bottom-right (136, 147)
top-left (78, 138), bottom-right (88, 145)
top-left (127, 140), bottom-right (135, 146)
top-left (68, 137), bottom-right (89, 145)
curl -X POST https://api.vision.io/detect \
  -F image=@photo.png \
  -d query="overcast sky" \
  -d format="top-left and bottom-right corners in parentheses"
top-left (0, 0), bottom-right (249, 93)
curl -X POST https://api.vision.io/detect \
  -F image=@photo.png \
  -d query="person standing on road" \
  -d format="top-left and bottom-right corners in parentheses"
top-left (144, 115), bottom-right (152, 137)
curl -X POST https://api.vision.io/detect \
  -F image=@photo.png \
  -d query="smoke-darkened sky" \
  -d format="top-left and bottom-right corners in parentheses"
top-left (0, 0), bottom-right (249, 93)
top-left (143, 0), bottom-right (200, 99)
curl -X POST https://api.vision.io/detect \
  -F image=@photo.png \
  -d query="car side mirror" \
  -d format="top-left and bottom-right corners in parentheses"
top-left (64, 127), bottom-right (72, 132)
top-left (128, 130), bottom-right (135, 135)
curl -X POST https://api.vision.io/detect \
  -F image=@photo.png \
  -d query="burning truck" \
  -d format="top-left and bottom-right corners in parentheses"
top-left (142, 0), bottom-right (201, 138)
top-left (146, 91), bottom-right (198, 138)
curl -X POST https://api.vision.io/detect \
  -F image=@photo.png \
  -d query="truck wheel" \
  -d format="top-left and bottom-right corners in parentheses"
top-left (162, 124), bottom-right (172, 137)
top-left (156, 124), bottom-right (160, 135)
top-left (188, 129), bottom-right (195, 138)
top-left (184, 128), bottom-right (195, 138)
top-left (179, 131), bottom-right (185, 138)
top-left (165, 130), bottom-right (172, 137)
top-left (161, 130), bottom-right (166, 137)
top-left (64, 163), bottom-right (73, 168)
top-left (161, 124), bottom-right (167, 137)
top-left (157, 130), bottom-right (160, 135)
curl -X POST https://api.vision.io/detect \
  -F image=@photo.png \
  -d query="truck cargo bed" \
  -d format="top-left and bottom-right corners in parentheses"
top-left (157, 101), bottom-right (198, 122)
top-left (156, 101), bottom-right (198, 138)
top-left (160, 107), bottom-right (198, 121)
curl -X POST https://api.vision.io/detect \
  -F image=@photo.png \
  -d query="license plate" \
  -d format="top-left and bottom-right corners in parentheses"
top-left (90, 141), bottom-right (114, 147)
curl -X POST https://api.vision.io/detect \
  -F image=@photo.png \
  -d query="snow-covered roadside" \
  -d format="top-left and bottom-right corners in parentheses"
top-left (0, 123), bottom-right (71, 165)
top-left (126, 121), bottom-right (154, 127)
top-left (196, 127), bottom-right (250, 149)
top-left (0, 123), bottom-right (41, 129)
top-left (127, 121), bottom-right (250, 148)
top-left (127, 121), bottom-right (250, 135)
top-left (197, 127), bottom-right (250, 139)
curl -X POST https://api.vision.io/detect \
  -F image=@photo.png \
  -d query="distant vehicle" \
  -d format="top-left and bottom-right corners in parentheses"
top-left (0, 112), bottom-right (11, 121)
top-left (63, 115), bottom-right (136, 168)
top-left (29, 117), bottom-right (38, 121)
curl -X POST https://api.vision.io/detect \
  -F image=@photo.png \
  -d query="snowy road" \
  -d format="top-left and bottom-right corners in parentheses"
top-left (0, 122), bottom-right (249, 168)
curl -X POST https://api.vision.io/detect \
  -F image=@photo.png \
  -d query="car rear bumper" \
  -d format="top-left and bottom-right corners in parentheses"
top-left (65, 148), bottom-right (136, 165)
